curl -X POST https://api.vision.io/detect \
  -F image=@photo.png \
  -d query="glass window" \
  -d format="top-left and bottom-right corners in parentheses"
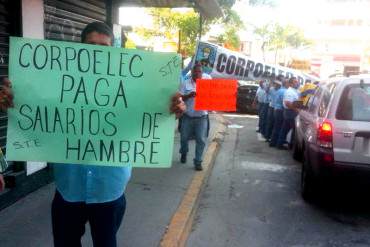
top-left (327, 83), bottom-right (337, 95)
top-left (318, 91), bottom-right (331, 117)
top-left (336, 83), bottom-right (370, 122)
top-left (308, 88), bottom-right (322, 114)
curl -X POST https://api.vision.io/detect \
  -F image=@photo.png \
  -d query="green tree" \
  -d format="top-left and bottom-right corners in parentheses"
top-left (269, 24), bottom-right (289, 63)
top-left (214, 0), bottom-right (277, 50)
top-left (253, 23), bottom-right (312, 64)
top-left (134, 1), bottom-right (248, 56)
top-left (253, 23), bottom-right (271, 61)
top-left (249, 0), bottom-right (277, 7)
top-left (207, 0), bottom-right (244, 50)
top-left (135, 8), bottom-right (203, 56)
top-left (286, 26), bottom-right (312, 48)
top-left (216, 26), bottom-right (241, 50)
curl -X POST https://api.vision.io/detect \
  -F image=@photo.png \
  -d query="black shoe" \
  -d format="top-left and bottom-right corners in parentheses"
top-left (277, 146), bottom-right (288, 150)
top-left (269, 143), bottom-right (276, 147)
top-left (180, 154), bottom-right (187, 163)
top-left (194, 164), bottom-right (203, 171)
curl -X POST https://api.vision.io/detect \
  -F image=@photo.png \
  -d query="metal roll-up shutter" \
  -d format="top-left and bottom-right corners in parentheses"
top-left (0, 0), bottom-right (11, 149)
top-left (44, 0), bottom-right (106, 42)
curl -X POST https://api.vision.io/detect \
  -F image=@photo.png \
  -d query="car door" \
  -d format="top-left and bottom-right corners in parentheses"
top-left (299, 87), bottom-right (322, 145)
top-left (333, 78), bottom-right (370, 165)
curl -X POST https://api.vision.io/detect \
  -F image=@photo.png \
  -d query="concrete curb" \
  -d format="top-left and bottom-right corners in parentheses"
top-left (159, 114), bottom-right (227, 247)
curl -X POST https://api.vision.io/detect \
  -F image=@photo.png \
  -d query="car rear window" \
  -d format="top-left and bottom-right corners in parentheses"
top-left (238, 86), bottom-right (257, 94)
top-left (336, 83), bottom-right (370, 121)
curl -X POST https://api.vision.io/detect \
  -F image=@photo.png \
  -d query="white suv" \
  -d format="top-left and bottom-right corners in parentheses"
top-left (292, 75), bottom-right (370, 200)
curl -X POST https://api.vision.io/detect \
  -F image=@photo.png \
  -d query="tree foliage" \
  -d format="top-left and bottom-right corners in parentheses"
top-left (134, 0), bottom-right (276, 55)
top-left (211, 1), bottom-right (244, 50)
top-left (253, 23), bottom-right (312, 63)
top-left (135, 8), bottom-right (202, 56)
top-left (249, 0), bottom-right (277, 7)
top-left (216, 26), bottom-right (241, 50)
top-left (217, 0), bottom-right (237, 9)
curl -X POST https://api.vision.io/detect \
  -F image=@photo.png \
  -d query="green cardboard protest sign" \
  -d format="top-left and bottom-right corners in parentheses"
top-left (6, 37), bottom-right (181, 167)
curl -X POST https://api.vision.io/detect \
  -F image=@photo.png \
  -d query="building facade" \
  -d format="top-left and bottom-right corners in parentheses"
top-left (308, 0), bottom-right (370, 78)
top-left (0, 0), bottom-right (222, 210)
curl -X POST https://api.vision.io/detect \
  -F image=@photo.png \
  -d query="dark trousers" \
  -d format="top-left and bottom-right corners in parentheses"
top-left (52, 191), bottom-right (126, 247)
top-left (264, 106), bottom-right (275, 140)
top-left (270, 109), bottom-right (284, 146)
top-left (259, 103), bottom-right (269, 136)
top-left (257, 103), bottom-right (262, 131)
top-left (179, 114), bottom-right (208, 165)
top-left (277, 109), bottom-right (297, 147)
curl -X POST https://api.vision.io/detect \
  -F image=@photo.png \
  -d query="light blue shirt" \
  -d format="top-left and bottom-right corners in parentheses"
top-left (256, 87), bottom-right (267, 104)
top-left (283, 87), bottom-right (300, 109)
top-left (268, 87), bottom-right (277, 108)
top-left (274, 87), bottom-right (287, 110)
top-left (179, 73), bottom-right (211, 117)
top-left (53, 163), bottom-right (132, 204)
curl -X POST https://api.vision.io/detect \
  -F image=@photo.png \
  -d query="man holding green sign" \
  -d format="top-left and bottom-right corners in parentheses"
top-left (0, 22), bottom-right (185, 247)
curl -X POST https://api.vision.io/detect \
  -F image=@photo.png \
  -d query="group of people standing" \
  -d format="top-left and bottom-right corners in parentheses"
top-left (255, 76), bottom-right (315, 150)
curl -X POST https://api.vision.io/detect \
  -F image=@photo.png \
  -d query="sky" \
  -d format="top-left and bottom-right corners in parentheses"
top-left (119, 1), bottom-right (324, 30)
top-left (233, 0), bottom-right (327, 29)
top-left (119, 1), bottom-right (320, 41)
top-left (119, 0), bottom-right (370, 41)
top-left (119, 8), bottom-right (152, 28)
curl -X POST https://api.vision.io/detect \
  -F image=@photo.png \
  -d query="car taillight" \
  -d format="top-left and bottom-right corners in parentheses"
top-left (317, 121), bottom-right (333, 148)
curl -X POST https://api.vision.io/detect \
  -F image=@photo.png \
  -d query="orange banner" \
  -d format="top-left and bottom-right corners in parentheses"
top-left (194, 79), bottom-right (237, 111)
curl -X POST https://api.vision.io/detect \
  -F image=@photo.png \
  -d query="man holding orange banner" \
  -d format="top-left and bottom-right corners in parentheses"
top-left (179, 63), bottom-right (211, 171)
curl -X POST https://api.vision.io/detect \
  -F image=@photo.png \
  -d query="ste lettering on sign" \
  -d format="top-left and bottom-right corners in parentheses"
top-left (7, 37), bottom-right (181, 168)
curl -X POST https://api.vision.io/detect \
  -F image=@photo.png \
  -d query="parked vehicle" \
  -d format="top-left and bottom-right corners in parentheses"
top-left (292, 75), bottom-right (370, 201)
top-left (236, 81), bottom-right (258, 114)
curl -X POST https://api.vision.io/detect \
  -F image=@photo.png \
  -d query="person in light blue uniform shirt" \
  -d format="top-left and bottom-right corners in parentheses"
top-left (48, 22), bottom-right (132, 247)
top-left (53, 164), bottom-right (131, 204)
top-left (260, 80), bottom-right (270, 138)
top-left (179, 62), bottom-right (212, 171)
top-left (255, 80), bottom-right (267, 133)
top-left (264, 79), bottom-right (280, 141)
top-left (269, 77), bottom-right (286, 147)
top-left (0, 22), bottom-right (186, 247)
top-left (276, 77), bottom-right (300, 149)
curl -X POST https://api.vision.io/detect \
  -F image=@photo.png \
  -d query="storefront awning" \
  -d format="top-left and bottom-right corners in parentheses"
top-left (112, 0), bottom-right (223, 19)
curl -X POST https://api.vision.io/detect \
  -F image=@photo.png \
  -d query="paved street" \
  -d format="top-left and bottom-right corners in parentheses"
top-left (187, 114), bottom-right (370, 247)
top-left (0, 115), bottom-right (219, 247)
top-left (2, 113), bottom-right (370, 247)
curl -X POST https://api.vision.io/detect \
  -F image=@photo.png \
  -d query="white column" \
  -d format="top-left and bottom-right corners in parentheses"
top-left (22, 0), bottom-right (47, 175)
top-left (22, 0), bottom-right (44, 39)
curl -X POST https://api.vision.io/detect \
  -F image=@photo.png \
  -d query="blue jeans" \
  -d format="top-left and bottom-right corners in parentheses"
top-left (264, 106), bottom-right (275, 140)
top-left (52, 191), bottom-right (126, 247)
top-left (270, 109), bottom-right (283, 146)
top-left (180, 114), bottom-right (208, 165)
top-left (277, 109), bottom-right (297, 147)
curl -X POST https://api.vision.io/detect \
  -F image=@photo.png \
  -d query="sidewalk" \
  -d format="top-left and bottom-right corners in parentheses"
top-left (0, 114), bottom-right (222, 247)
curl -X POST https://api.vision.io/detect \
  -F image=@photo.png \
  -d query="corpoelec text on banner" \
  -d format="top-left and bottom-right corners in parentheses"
top-left (194, 41), bottom-right (318, 83)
